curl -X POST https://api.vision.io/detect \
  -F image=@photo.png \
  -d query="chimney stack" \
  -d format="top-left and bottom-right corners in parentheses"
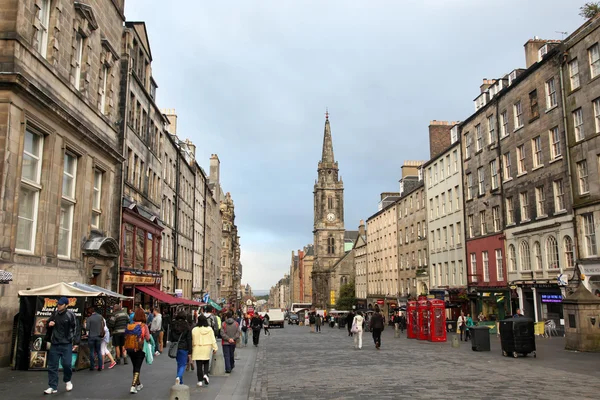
top-left (358, 220), bottom-right (366, 237)
top-left (162, 108), bottom-right (178, 136)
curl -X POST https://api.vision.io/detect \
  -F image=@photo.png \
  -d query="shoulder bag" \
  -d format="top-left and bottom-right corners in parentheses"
top-left (168, 332), bottom-right (183, 359)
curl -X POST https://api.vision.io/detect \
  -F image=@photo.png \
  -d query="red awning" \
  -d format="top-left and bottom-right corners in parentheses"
top-left (179, 298), bottom-right (205, 307)
top-left (136, 286), bottom-right (181, 305)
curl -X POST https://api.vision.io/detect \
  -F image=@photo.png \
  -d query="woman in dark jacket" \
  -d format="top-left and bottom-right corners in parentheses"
top-left (369, 305), bottom-right (384, 349)
top-left (170, 311), bottom-right (192, 385)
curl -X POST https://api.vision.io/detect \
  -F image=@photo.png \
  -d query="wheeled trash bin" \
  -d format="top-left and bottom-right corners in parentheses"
top-left (499, 317), bottom-right (536, 358)
top-left (470, 326), bottom-right (491, 351)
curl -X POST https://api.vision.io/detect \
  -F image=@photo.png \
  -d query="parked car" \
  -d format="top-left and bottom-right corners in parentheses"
top-left (288, 313), bottom-right (299, 325)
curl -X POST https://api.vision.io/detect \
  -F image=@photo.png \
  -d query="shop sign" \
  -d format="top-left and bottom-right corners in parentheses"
top-left (580, 264), bottom-right (600, 276)
top-left (175, 289), bottom-right (183, 298)
top-left (30, 296), bottom-right (84, 370)
top-left (376, 299), bottom-right (384, 305)
top-left (541, 294), bottom-right (562, 303)
top-left (122, 274), bottom-right (156, 285)
top-left (533, 283), bottom-right (556, 289)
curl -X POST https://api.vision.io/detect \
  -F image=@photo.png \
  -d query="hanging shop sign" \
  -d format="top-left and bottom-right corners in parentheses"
top-left (541, 294), bottom-right (562, 303)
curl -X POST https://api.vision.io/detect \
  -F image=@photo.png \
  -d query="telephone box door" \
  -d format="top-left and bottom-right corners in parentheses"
top-left (417, 300), bottom-right (430, 340)
top-left (428, 299), bottom-right (447, 342)
top-left (407, 301), bottom-right (418, 339)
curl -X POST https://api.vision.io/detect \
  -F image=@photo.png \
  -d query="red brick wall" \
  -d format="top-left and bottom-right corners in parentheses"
top-left (466, 234), bottom-right (506, 286)
top-left (429, 122), bottom-right (453, 159)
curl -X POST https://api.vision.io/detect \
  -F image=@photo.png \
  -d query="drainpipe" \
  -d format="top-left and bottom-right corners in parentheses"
top-left (558, 51), bottom-right (580, 285)
top-left (174, 150), bottom-right (180, 292)
top-left (201, 174), bottom-right (207, 298)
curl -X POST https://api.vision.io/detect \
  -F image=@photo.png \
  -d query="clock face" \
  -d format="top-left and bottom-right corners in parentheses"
top-left (326, 213), bottom-right (335, 222)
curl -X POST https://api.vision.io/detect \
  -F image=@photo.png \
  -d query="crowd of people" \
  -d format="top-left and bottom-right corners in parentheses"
top-left (42, 299), bottom-right (274, 396)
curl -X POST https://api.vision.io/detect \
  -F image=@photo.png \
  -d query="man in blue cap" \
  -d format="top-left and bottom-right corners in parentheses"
top-left (44, 297), bottom-right (79, 395)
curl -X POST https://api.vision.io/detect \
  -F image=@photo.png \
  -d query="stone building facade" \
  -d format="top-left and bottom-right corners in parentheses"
top-left (366, 200), bottom-right (399, 316)
top-left (499, 39), bottom-right (574, 323)
top-left (397, 162), bottom-right (428, 303)
top-left (561, 15), bottom-right (600, 297)
top-left (0, 0), bottom-right (125, 367)
top-left (205, 154), bottom-right (223, 301)
top-left (290, 250), bottom-right (300, 304)
top-left (192, 162), bottom-right (207, 300)
top-left (461, 77), bottom-right (510, 320)
top-left (301, 245), bottom-right (314, 304)
top-left (118, 21), bottom-right (164, 300)
top-left (424, 124), bottom-right (467, 317)
top-left (353, 221), bottom-right (368, 309)
top-left (220, 192), bottom-right (240, 307)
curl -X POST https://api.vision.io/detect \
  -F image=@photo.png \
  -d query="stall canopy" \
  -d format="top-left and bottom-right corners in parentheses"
top-left (18, 281), bottom-right (132, 299)
top-left (136, 286), bottom-right (181, 305)
top-left (136, 286), bottom-right (205, 306)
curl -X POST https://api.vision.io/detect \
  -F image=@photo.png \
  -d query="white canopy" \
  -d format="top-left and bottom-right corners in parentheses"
top-left (18, 281), bottom-right (130, 298)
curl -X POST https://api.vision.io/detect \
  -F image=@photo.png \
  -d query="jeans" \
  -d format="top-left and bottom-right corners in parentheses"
top-left (354, 330), bottom-right (363, 348)
top-left (315, 324), bottom-right (321, 332)
top-left (88, 336), bottom-right (103, 370)
top-left (47, 343), bottom-right (72, 390)
top-left (372, 328), bottom-right (382, 347)
top-left (175, 349), bottom-right (188, 383)
top-left (151, 332), bottom-right (160, 352)
top-left (222, 344), bottom-right (235, 372)
top-left (241, 329), bottom-right (248, 345)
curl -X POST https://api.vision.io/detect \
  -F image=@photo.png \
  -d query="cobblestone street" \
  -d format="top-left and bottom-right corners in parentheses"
top-left (249, 324), bottom-right (600, 400)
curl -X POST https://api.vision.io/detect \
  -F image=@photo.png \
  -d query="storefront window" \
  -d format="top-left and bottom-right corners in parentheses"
top-left (123, 223), bottom-right (134, 268)
top-left (136, 228), bottom-right (145, 269)
top-left (146, 232), bottom-right (153, 270)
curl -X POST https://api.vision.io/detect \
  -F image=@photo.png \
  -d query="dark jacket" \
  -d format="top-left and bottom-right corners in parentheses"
top-left (86, 312), bottom-right (104, 338)
top-left (170, 318), bottom-right (192, 351)
top-left (47, 309), bottom-right (80, 345)
top-left (107, 309), bottom-right (129, 334)
top-left (370, 312), bottom-right (384, 330)
top-left (250, 316), bottom-right (262, 330)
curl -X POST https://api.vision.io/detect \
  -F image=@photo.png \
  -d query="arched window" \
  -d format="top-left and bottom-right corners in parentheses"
top-left (327, 236), bottom-right (335, 254)
top-left (546, 236), bottom-right (559, 269)
top-left (520, 241), bottom-right (531, 271)
top-left (563, 236), bottom-right (574, 268)
top-left (533, 241), bottom-right (542, 270)
top-left (509, 245), bottom-right (517, 272)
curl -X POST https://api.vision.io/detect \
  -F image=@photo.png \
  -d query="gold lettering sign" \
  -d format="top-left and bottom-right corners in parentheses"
top-left (122, 275), bottom-right (156, 284)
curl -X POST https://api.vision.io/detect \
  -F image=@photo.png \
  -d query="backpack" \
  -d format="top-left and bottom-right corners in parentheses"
top-left (207, 314), bottom-right (219, 338)
top-left (124, 323), bottom-right (143, 351)
top-left (309, 315), bottom-right (315, 324)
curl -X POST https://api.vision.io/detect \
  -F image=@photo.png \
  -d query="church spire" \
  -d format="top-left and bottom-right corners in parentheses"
top-left (321, 109), bottom-right (335, 164)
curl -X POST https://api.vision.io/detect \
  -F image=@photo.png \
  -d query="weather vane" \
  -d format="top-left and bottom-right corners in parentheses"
top-left (325, 107), bottom-right (329, 120)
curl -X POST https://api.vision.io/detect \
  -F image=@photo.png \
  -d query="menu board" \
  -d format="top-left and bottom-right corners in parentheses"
top-left (29, 296), bottom-right (84, 370)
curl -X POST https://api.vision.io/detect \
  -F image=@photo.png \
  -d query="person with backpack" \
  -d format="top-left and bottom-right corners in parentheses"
top-left (169, 311), bottom-right (192, 385)
top-left (240, 313), bottom-right (250, 347)
top-left (85, 307), bottom-right (105, 371)
top-left (220, 311), bottom-right (240, 373)
top-left (43, 297), bottom-right (79, 395)
top-left (250, 313), bottom-right (263, 346)
top-left (124, 308), bottom-right (151, 394)
top-left (100, 317), bottom-right (117, 369)
top-left (107, 304), bottom-right (129, 365)
top-left (263, 313), bottom-right (271, 336)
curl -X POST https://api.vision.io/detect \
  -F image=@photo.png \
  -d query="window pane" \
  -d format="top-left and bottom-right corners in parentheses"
top-left (136, 229), bottom-right (145, 269)
top-left (58, 202), bottom-right (73, 257)
top-left (16, 187), bottom-right (37, 250)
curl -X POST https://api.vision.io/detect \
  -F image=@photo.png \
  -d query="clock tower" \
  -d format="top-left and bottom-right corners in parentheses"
top-left (312, 112), bottom-right (345, 308)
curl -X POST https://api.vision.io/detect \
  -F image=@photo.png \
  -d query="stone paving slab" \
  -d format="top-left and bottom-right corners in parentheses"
top-left (250, 324), bottom-right (600, 400)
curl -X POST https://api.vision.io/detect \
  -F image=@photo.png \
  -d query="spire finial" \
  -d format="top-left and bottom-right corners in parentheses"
top-left (325, 107), bottom-right (329, 120)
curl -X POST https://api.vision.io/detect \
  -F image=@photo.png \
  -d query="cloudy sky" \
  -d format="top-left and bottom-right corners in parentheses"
top-left (124, 0), bottom-right (584, 291)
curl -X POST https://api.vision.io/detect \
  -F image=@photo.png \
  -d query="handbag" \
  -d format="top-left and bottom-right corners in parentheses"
top-left (168, 332), bottom-right (183, 359)
top-left (351, 321), bottom-right (358, 333)
top-left (144, 337), bottom-right (154, 365)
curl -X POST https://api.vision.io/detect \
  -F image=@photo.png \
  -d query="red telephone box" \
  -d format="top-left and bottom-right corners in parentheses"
top-left (417, 300), bottom-right (430, 340)
top-left (428, 299), bottom-right (447, 342)
top-left (406, 301), bottom-right (418, 339)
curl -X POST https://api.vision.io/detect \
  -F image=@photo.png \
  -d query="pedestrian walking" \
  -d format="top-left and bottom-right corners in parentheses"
top-left (43, 297), bottom-right (79, 395)
top-left (220, 311), bottom-right (240, 373)
top-left (124, 308), bottom-right (151, 394)
top-left (149, 308), bottom-right (162, 356)
top-left (251, 313), bottom-right (263, 346)
top-left (304, 312), bottom-right (310, 327)
top-left (191, 315), bottom-right (217, 387)
top-left (399, 312), bottom-right (407, 333)
top-left (85, 306), bottom-right (105, 372)
top-left (346, 311), bottom-right (355, 337)
top-left (352, 311), bottom-right (364, 349)
top-left (107, 304), bottom-right (129, 365)
top-left (369, 305), bottom-right (384, 349)
top-left (263, 312), bottom-right (271, 336)
top-left (394, 312), bottom-right (400, 338)
top-left (457, 311), bottom-right (467, 341)
top-left (100, 318), bottom-right (117, 369)
top-left (315, 313), bottom-right (322, 333)
top-left (240, 313), bottom-right (250, 347)
top-left (169, 311), bottom-right (192, 385)
top-left (186, 314), bottom-right (195, 372)
top-left (465, 313), bottom-right (475, 341)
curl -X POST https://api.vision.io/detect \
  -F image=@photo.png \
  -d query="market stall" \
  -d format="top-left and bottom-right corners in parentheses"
top-left (13, 282), bottom-right (130, 371)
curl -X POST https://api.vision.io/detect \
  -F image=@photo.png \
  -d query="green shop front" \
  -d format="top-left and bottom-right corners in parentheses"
top-left (469, 287), bottom-right (511, 334)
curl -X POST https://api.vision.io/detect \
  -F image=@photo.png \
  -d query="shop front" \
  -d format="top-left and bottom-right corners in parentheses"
top-left (580, 263), bottom-right (600, 298)
top-left (469, 287), bottom-right (510, 328)
top-left (515, 281), bottom-right (563, 324)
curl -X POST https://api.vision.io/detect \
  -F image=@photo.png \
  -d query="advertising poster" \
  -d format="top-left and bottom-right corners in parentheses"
top-left (29, 296), bottom-right (84, 370)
